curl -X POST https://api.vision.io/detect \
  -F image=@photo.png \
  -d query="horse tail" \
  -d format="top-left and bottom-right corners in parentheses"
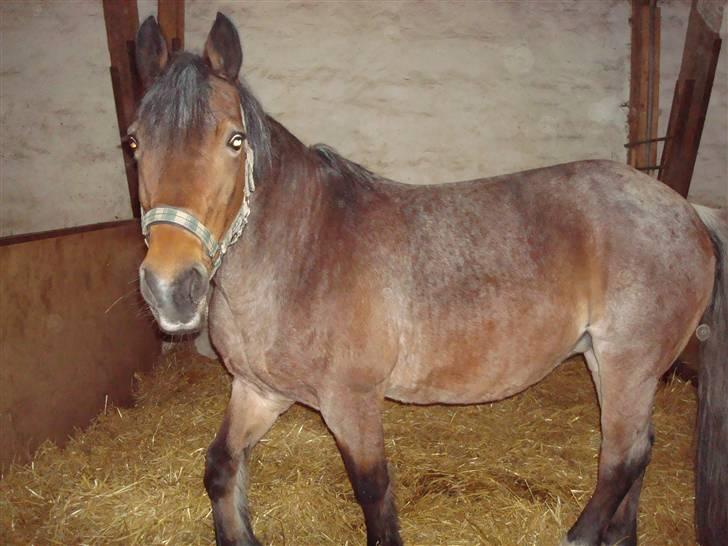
top-left (693, 204), bottom-right (728, 546)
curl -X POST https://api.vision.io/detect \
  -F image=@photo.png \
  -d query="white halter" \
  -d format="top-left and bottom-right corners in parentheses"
top-left (140, 106), bottom-right (256, 277)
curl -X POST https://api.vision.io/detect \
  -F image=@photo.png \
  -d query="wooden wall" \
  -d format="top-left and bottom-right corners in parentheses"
top-left (0, 221), bottom-right (160, 469)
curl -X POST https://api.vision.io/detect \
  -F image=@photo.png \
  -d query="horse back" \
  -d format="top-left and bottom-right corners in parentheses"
top-left (212, 159), bottom-right (713, 408)
top-left (376, 160), bottom-right (714, 403)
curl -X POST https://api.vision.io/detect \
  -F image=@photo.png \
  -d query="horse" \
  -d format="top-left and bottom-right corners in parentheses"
top-left (130, 13), bottom-right (727, 546)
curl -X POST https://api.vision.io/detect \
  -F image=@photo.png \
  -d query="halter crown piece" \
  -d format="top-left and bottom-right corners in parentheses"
top-left (140, 106), bottom-right (256, 277)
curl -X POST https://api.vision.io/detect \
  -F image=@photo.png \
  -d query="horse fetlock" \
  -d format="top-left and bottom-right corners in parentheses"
top-left (213, 526), bottom-right (261, 546)
top-left (363, 492), bottom-right (401, 546)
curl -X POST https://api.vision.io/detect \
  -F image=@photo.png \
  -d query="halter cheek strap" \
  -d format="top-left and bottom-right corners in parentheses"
top-left (140, 106), bottom-right (256, 276)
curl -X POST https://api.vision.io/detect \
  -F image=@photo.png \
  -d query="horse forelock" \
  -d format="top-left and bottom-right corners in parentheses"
top-left (137, 53), bottom-right (213, 148)
top-left (136, 52), bottom-right (272, 181)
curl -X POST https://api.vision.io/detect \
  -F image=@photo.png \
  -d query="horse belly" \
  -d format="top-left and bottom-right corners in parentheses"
top-left (385, 308), bottom-right (586, 405)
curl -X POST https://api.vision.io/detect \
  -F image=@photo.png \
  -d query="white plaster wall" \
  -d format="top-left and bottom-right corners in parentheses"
top-left (182, 0), bottom-right (631, 183)
top-left (0, 1), bottom-right (132, 237)
top-left (1, 0), bottom-right (725, 238)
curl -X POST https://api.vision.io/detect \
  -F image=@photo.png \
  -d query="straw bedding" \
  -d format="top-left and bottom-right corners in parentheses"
top-left (1, 345), bottom-right (697, 545)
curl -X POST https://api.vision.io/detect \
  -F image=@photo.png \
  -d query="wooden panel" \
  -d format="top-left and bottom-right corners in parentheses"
top-left (0, 221), bottom-right (160, 469)
top-left (627, 0), bottom-right (660, 173)
top-left (158, 0), bottom-right (185, 53)
top-left (649, 9), bottom-right (660, 169)
top-left (103, 0), bottom-right (142, 218)
top-left (659, 0), bottom-right (723, 197)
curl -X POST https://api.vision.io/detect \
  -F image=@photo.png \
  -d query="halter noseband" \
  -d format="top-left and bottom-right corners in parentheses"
top-left (140, 107), bottom-right (256, 276)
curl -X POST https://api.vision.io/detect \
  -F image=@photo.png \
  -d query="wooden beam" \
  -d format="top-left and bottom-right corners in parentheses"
top-left (659, 0), bottom-right (723, 197)
top-left (158, 0), bottom-right (185, 53)
top-left (627, 0), bottom-right (660, 174)
top-left (102, 0), bottom-right (142, 218)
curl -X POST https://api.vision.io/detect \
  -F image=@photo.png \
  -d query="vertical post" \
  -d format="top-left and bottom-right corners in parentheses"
top-left (659, 0), bottom-right (723, 197)
top-left (627, 0), bottom-right (660, 173)
top-left (103, 0), bottom-right (142, 218)
top-left (158, 0), bottom-right (185, 54)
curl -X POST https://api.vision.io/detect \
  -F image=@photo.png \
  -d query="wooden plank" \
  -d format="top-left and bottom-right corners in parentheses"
top-left (637, 4), bottom-right (650, 167)
top-left (627, 0), bottom-right (660, 173)
top-left (0, 222), bottom-right (160, 469)
top-left (659, 79), bottom-right (693, 180)
top-left (110, 65), bottom-right (141, 218)
top-left (103, 0), bottom-right (142, 218)
top-left (659, 0), bottom-right (723, 197)
top-left (0, 219), bottom-right (135, 247)
top-left (158, 0), bottom-right (185, 53)
top-left (647, 6), bottom-right (660, 169)
top-left (628, 0), bottom-right (644, 168)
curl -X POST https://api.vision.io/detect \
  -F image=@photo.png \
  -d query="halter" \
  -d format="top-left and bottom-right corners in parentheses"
top-left (140, 107), bottom-right (256, 277)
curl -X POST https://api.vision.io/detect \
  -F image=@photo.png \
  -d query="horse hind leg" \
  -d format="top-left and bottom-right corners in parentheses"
top-left (562, 345), bottom-right (661, 546)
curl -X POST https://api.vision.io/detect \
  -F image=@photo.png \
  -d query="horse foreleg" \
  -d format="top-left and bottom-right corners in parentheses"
top-left (321, 390), bottom-right (402, 546)
top-left (204, 378), bottom-right (291, 546)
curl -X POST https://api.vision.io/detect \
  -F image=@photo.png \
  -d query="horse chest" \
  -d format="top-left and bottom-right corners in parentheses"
top-left (207, 284), bottom-right (319, 400)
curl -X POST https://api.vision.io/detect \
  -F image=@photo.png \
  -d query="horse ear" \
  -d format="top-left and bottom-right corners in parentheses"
top-left (136, 16), bottom-right (169, 89)
top-left (204, 13), bottom-right (242, 80)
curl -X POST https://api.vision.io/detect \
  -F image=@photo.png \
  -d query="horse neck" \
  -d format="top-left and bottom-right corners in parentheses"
top-left (245, 118), bottom-right (334, 259)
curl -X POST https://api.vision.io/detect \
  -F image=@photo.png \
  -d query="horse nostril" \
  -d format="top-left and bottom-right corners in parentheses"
top-left (179, 264), bottom-right (208, 304)
top-left (139, 266), bottom-right (162, 306)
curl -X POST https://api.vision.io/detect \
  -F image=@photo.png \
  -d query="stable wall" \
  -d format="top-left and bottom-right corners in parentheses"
top-left (181, 0), bottom-right (634, 183)
top-left (1, 0), bottom-right (725, 239)
top-left (0, 222), bottom-right (160, 469)
top-left (0, 2), bottom-right (135, 236)
top-left (131, 0), bottom-right (728, 206)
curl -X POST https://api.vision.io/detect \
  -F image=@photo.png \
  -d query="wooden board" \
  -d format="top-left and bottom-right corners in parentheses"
top-left (0, 221), bottom-right (160, 469)
top-left (627, 0), bottom-right (660, 173)
top-left (659, 0), bottom-right (723, 197)
top-left (158, 0), bottom-right (185, 53)
top-left (103, 0), bottom-right (142, 218)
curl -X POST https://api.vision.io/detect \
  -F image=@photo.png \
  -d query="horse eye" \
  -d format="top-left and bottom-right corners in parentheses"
top-left (228, 133), bottom-right (245, 151)
top-left (127, 135), bottom-right (138, 152)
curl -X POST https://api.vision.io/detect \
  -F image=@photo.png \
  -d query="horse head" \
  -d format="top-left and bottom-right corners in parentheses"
top-left (131, 13), bottom-right (252, 334)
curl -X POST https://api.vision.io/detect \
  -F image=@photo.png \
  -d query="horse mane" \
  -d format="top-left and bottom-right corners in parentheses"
top-left (311, 144), bottom-right (381, 185)
top-left (136, 52), bottom-right (272, 181)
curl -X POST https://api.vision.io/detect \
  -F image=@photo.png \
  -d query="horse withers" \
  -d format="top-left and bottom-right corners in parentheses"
top-left (130, 13), bottom-right (727, 546)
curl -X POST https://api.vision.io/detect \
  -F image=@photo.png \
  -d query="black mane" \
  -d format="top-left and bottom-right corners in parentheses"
top-left (136, 52), bottom-right (271, 181)
top-left (311, 144), bottom-right (381, 184)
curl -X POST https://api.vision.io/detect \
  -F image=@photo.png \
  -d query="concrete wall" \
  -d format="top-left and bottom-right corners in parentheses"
top-left (181, 0), bottom-right (632, 182)
top-left (1, 0), bottom-right (725, 238)
top-left (0, 1), bottom-right (134, 236)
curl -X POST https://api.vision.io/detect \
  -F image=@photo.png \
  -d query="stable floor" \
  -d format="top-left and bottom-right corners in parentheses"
top-left (0, 346), bottom-right (696, 545)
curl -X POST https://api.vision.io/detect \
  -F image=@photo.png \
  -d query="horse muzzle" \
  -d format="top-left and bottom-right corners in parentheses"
top-left (139, 262), bottom-right (209, 334)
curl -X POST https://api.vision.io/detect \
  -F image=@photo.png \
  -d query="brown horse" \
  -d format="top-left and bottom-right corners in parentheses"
top-left (130, 14), bottom-right (727, 546)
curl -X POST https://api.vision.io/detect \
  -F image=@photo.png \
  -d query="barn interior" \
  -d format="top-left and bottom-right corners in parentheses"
top-left (1, 1), bottom-right (726, 545)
